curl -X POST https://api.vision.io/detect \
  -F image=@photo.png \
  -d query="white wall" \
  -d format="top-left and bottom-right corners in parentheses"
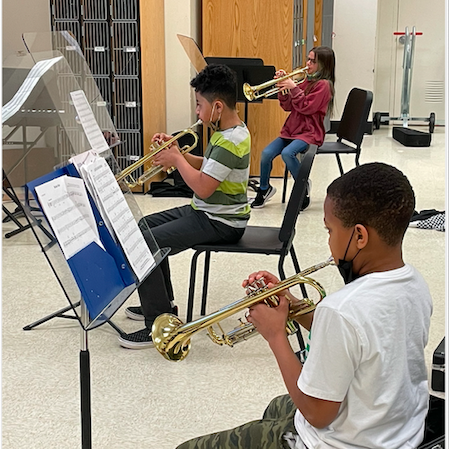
top-left (374, 0), bottom-right (446, 123)
top-left (2, 0), bottom-right (51, 63)
top-left (331, 0), bottom-right (377, 119)
top-left (163, 0), bottom-right (201, 133)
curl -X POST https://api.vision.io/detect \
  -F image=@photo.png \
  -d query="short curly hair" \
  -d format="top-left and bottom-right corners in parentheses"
top-left (190, 64), bottom-right (237, 108)
top-left (326, 162), bottom-right (415, 246)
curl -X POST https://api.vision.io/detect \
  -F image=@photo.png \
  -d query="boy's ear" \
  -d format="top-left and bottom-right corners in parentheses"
top-left (215, 100), bottom-right (224, 113)
top-left (354, 224), bottom-right (369, 249)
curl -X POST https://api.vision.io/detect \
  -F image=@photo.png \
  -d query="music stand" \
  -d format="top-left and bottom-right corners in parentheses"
top-left (204, 57), bottom-right (275, 191)
top-left (204, 56), bottom-right (276, 123)
top-left (2, 33), bottom-right (165, 449)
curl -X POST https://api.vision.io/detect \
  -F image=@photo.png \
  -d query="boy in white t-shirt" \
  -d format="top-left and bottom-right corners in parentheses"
top-left (176, 162), bottom-right (433, 449)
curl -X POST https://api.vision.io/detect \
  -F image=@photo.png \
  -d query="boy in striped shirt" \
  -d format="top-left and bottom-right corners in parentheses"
top-left (119, 64), bottom-right (251, 349)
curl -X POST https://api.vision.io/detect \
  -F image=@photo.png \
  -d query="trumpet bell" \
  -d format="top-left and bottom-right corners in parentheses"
top-left (243, 83), bottom-right (256, 101)
top-left (152, 313), bottom-right (191, 361)
top-left (243, 66), bottom-right (309, 101)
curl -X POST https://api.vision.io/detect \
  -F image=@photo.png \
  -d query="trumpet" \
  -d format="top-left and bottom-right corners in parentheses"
top-left (152, 257), bottom-right (335, 361)
top-left (115, 120), bottom-right (202, 188)
top-left (243, 66), bottom-right (309, 101)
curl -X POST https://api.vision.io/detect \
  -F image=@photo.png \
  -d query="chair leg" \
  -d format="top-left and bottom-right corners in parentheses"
top-left (295, 325), bottom-right (306, 353)
top-left (281, 166), bottom-right (288, 203)
top-left (335, 154), bottom-right (344, 175)
top-left (290, 246), bottom-right (307, 298)
top-left (200, 251), bottom-right (211, 316)
top-left (186, 250), bottom-right (202, 322)
top-left (278, 254), bottom-right (286, 280)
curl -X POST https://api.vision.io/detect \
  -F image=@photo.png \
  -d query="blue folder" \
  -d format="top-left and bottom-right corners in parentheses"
top-left (26, 163), bottom-right (137, 320)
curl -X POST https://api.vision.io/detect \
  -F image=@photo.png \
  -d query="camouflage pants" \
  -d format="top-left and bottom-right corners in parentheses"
top-left (176, 394), bottom-right (300, 449)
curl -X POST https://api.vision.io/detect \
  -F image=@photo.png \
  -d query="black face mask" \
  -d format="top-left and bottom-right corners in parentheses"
top-left (338, 228), bottom-right (361, 284)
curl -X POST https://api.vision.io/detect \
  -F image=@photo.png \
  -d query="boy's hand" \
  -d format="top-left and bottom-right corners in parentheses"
top-left (246, 295), bottom-right (290, 343)
top-left (151, 132), bottom-right (172, 145)
top-left (242, 270), bottom-right (280, 289)
top-left (242, 270), bottom-right (290, 343)
top-left (152, 142), bottom-right (182, 171)
top-left (242, 271), bottom-right (289, 298)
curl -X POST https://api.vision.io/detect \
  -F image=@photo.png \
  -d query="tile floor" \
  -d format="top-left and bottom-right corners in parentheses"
top-left (1, 125), bottom-right (446, 448)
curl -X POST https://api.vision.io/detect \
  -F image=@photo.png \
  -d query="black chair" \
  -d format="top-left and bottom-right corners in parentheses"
top-left (185, 144), bottom-right (318, 323)
top-left (316, 87), bottom-right (373, 175)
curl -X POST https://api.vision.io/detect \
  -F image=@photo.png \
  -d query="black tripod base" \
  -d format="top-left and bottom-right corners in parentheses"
top-left (23, 301), bottom-right (124, 335)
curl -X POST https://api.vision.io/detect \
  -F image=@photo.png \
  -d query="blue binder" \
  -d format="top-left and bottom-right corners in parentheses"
top-left (26, 163), bottom-right (137, 320)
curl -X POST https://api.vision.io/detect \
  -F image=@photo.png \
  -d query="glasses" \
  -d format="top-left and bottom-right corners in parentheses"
top-left (307, 58), bottom-right (316, 64)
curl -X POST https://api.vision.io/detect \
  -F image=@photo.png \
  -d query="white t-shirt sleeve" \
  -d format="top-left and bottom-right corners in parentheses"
top-left (298, 306), bottom-right (362, 402)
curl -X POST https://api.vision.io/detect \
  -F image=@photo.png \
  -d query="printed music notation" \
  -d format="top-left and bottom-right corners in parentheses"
top-left (34, 175), bottom-right (103, 260)
top-left (79, 156), bottom-right (155, 281)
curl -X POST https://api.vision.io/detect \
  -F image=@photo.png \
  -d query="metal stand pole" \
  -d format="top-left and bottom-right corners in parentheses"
top-left (80, 302), bottom-right (92, 449)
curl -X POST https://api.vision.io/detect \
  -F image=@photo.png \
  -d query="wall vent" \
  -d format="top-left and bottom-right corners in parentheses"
top-left (425, 81), bottom-right (445, 103)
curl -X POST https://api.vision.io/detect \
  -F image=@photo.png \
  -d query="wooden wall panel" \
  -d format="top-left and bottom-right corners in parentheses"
top-left (140, 0), bottom-right (166, 184)
top-left (202, 0), bottom-right (293, 177)
top-left (314, 0), bottom-right (323, 47)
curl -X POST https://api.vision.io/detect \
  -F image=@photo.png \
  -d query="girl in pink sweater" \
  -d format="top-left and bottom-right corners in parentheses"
top-left (252, 46), bottom-right (335, 209)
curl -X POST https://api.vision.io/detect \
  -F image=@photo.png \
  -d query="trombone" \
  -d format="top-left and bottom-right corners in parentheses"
top-left (115, 120), bottom-right (202, 188)
top-left (152, 257), bottom-right (334, 361)
top-left (243, 66), bottom-right (309, 101)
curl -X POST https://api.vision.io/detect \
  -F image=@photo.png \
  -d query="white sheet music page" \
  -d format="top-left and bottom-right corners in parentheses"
top-left (81, 156), bottom-right (155, 281)
top-left (69, 90), bottom-right (110, 153)
top-left (35, 175), bottom-right (103, 260)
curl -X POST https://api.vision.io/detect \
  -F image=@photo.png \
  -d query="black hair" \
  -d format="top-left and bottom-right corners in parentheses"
top-left (307, 46), bottom-right (336, 116)
top-left (190, 64), bottom-right (237, 109)
top-left (326, 162), bottom-right (415, 246)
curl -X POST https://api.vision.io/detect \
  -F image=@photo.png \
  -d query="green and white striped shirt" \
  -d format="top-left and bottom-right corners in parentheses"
top-left (191, 123), bottom-right (251, 228)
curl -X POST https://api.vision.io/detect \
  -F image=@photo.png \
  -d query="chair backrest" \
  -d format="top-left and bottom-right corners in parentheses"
top-left (279, 144), bottom-right (317, 243)
top-left (336, 88), bottom-right (373, 148)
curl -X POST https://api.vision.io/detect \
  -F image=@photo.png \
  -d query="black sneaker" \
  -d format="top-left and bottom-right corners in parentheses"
top-left (125, 306), bottom-right (144, 321)
top-left (125, 305), bottom-right (178, 321)
top-left (251, 186), bottom-right (277, 209)
top-left (118, 328), bottom-right (154, 349)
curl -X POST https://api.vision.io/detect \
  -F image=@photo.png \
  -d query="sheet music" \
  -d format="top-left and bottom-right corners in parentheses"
top-left (35, 175), bottom-right (103, 260)
top-left (81, 156), bottom-right (155, 281)
top-left (69, 90), bottom-right (110, 153)
top-left (1, 56), bottom-right (63, 124)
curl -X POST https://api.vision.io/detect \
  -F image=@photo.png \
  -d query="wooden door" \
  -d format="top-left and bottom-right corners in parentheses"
top-left (140, 0), bottom-right (167, 188)
top-left (202, 0), bottom-right (293, 177)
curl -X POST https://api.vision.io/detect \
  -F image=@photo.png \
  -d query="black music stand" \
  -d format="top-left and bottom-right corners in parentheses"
top-left (204, 56), bottom-right (276, 123)
top-left (204, 57), bottom-right (276, 191)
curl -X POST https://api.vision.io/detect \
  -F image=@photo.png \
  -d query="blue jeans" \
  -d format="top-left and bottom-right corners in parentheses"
top-left (259, 138), bottom-right (308, 190)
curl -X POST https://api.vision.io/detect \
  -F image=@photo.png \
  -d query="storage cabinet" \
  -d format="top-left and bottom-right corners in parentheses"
top-left (50, 0), bottom-right (165, 191)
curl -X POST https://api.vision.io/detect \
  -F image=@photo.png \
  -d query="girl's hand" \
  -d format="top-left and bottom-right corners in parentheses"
top-left (276, 77), bottom-right (297, 91)
top-left (274, 69), bottom-right (287, 79)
